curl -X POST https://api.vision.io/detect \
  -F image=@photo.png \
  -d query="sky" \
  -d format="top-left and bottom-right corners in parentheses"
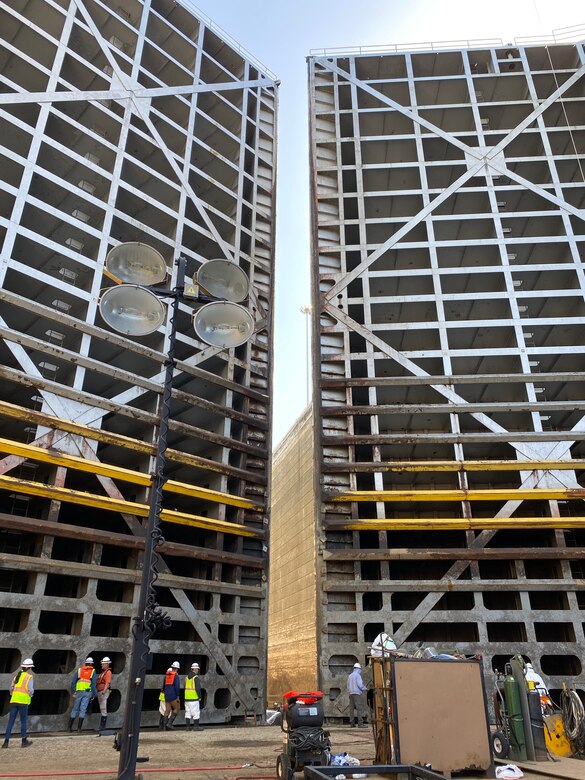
top-left (188, 0), bottom-right (583, 447)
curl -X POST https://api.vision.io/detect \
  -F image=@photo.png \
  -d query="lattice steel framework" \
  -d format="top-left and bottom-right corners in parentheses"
top-left (308, 35), bottom-right (585, 715)
top-left (0, 0), bottom-right (277, 730)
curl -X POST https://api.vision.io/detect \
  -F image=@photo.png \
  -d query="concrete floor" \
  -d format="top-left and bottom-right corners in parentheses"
top-left (1, 724), bottom-right (584, 780)
top-left (0, 723), bottom-right (373, 779)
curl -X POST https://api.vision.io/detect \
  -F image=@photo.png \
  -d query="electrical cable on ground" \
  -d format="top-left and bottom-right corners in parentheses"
top-left (0, 765), bottom-right (251, 778)
top-left (560, 686), bottom-right (585, 758)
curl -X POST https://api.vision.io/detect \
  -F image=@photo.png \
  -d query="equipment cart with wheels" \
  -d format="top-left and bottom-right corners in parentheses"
top-left (276, 690), bottom-right (330, 780)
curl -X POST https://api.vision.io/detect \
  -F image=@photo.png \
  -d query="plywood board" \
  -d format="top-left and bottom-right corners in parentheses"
top-left (392, 659), bottom-right (492, 774)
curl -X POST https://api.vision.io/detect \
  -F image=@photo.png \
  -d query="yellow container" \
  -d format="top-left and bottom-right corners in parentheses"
top-left (543, 713), bottom-right (572, 757)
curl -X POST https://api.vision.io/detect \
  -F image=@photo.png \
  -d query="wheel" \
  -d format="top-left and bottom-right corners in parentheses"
top-left (276, 754), bottom-right (294, 780)
top-left (491, 730), bottom-right (510, 759)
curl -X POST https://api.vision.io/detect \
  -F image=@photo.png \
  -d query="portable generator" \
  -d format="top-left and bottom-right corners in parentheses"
top-left (276, 691), bottom-right (331, 780)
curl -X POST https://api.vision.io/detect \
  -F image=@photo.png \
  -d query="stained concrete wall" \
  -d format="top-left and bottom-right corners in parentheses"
top-left (267, 408), bottom-right (318, 703)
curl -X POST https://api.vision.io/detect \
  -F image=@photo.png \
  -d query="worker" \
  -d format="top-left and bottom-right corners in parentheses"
top-left (161, 661), bottom-right (181, 730)
top-left (96, 656), bottom-right (113, 731)
top-left (347, 662), bottom-right (368, 728)
top-left (69, 657), bottom-right (97, 732)
top-left (184, 662), bottom-right (203, 731)
top-left (2, 658), bottom-right (35, 749)
top-left (525, 662), bottom-right (554, 713)
top-left (370, 632), bottom-right (396, 657)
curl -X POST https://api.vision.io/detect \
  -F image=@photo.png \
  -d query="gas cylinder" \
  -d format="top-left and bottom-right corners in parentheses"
top-left (504, 670), bottom-right (528, 761)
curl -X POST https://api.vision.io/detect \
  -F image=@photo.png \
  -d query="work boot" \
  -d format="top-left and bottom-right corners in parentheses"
top-left (99, 716), bottom-right (107, 731)
top-left (68, 718), bottom-right (75, 732)
top-left (194, 720), bottom-right (203, 732)
top-left (2, 740), bottom-right (8, 749)
top-left (186, 719), bottom-right (193, 731)
top-left (21, 738), bottom-right (32, 748)
top-left (163, 716), bottom-right (169, 731)
top-left (166, 713), bottom-right (177, 730)
top-left (158, 715), bottom-right (165, 731)
top-left (77, 717), bottom-right (84, 732)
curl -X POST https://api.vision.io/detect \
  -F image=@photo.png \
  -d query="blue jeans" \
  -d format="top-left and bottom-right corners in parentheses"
top-left (71, 691), bottom-right (92, 718)
top-left (5, 704), bottom-right (28, 739)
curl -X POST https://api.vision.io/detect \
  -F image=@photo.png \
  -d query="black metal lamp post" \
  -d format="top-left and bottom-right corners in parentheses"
top-left (98, 244), bottom-right (253, 780)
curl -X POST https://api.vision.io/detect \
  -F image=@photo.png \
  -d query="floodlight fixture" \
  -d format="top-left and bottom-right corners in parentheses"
top-left (193, 301), bottom-right (255, 348)
top-left (99, 284), bottom-right (166, 336)
top-left (196, 259), bottom-right (250, 302)
top-left (105, 242), bottom-right (167, 285)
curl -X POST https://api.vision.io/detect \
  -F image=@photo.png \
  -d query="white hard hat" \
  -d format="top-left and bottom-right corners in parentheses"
top-left (85, 657), bottom-right (94, 664)
top-left (353, 662), bottom-right (361, 669)
top-left (191, 663), bottom-right (200, 669)
top-left (22, 658), bottom-right (34, 667)
top-left (171, 661), bottom-right (180, 669)
top-left (101, 657), bottom-right (111, 664)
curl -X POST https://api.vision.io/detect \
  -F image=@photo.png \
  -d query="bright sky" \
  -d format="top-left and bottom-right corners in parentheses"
top-left (189, 0), bottom-right (583, 447)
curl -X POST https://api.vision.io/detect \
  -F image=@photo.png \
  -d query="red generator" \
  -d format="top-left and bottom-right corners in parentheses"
top-left (276, 691), bottom-right (331, 780)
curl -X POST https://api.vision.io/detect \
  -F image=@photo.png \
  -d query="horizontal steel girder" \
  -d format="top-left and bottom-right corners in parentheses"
top-left (327, 487), bottom-right (585, 502)
top-left (0, 474), bottom-right (263, 538)
top-left (325, 517), bottom-right (585, 531)
top-left (0, 436), bottom-right (262, 511)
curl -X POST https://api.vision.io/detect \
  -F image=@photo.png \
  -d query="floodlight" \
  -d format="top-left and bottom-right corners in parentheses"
top-left (99, 285), bottom-right (166, 336)
top-left (193, 301), bottom-right (254, 348)
top-left (197, 259), bottom-right (249, 303)
top-left (105, 242), bottom-right (167, 285)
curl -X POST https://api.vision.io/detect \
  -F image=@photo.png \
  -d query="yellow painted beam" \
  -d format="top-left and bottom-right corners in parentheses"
top-left (0, 400), bottom-right (257, 481)
top-left (0, 437), bottom-right (262, 511)
top-left (0, 474), bottom-right (261, 538)
top-left (329, 488), bottom-right (585, 502)
top-left (332, 517), bottom-right (585, 531)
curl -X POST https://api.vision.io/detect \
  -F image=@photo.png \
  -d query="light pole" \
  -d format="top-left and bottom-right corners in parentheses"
top-left (98, 243), bottom-right (254, 780)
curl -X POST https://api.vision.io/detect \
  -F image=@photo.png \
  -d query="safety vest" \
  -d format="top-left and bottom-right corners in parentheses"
top-left (165, 670), bottom-right (177, 687)
top-left (159, 691), bottom-right (165, 702)
top-left (10, 672), bottom-right (32, 705)
top-left (76, 665), bottom-right (95, 691)
top-left (97, 668), bottom-right (112, 692)
top-left (185, 675), bottom-right (199, 701)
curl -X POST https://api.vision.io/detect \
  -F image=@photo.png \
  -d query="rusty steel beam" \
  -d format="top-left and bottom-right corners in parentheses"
top-left (0, 437), bottom-right (263, 511)
top-left (0, 474), bottom-right (264, 538)
top-left (0, 288), bottom-right (269, 395)
top-left (326, 401), bottom-right (585, 415)
top-left (0, 364), bottom-right (264, 457)
top-left (321, 372), bottom-right (585, 387)
top-left (0, 553), bottom-right (263, 597)
top-left (0, 512), bottom-right (265, 568)
top-left (0, 399), bottom-right (266, 484)
top-left (322, 548), bottom-right (585, 561)
top-left (322, 459), bottom-right (585, 472)
top-left (1, 329), bottom-right (268, 429)
top-left (324, 517), bottom-right (585, 531)
top-left (322, 431), bottom-right (585, 444)
top-left (323, 580), bottom-right (585, 592)
top-left (327, 487), bottom-right (585, 502)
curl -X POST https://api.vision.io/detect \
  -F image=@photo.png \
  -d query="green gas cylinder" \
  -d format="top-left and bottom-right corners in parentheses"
top-left (504, 670), bottom-right (528, 761)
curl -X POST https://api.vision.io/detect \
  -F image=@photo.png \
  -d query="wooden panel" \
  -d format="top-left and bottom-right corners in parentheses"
top-left (393, 658), bottom-right (492, 774)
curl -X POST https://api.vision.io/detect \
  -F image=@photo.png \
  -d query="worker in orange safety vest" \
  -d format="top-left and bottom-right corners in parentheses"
top-left (68, 657), bottom-right (97, 733)
top-left (161, 661), bottom-right (181, 730)
top-left (2, 658), bottom-right (35, 749)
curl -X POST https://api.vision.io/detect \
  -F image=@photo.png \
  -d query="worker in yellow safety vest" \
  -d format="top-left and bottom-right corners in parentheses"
top-left (184, 662), bottom-right (203, 731)
top-left (2, 658), bottom-right (35, 749)
top-left (68, 657), bottom-right (98, 733)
